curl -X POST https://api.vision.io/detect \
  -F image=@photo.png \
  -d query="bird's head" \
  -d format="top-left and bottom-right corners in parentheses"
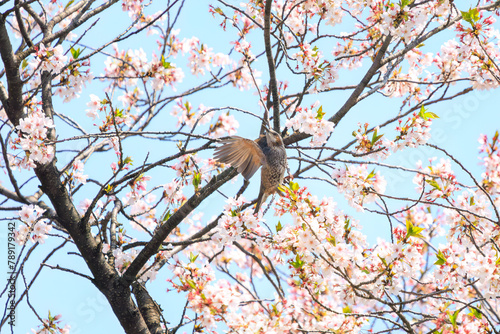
top-left (265, 128), bottom-right (284, 147)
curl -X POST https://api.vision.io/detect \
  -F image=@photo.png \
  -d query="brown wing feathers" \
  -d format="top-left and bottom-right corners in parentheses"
top-left (214, 137), bottom-right (264, 180)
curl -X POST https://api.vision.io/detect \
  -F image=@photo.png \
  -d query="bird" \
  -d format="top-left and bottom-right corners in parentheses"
top-left (214, 127), bottom-right (289, 214)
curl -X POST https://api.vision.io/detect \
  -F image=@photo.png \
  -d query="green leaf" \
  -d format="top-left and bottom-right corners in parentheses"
top-left (406, 220), bottom-right (425, 240)
top-left (104, 184), bottom-right (114, 193)
top-left (469, 306), bottom-right (482, 319)
top-left (425, 178), bottom-right (441, 191)
top-left (426, 112), bottom-right (439, 119)
top-left (277, 184), bottom-right (288, 194)
top-left (70, 47), bottom-right (83, 59)
top-left (291, 254), bottom-right (304, 269)
top-left (315, 106), bottom-right (325, 120)
top-left (400, 0), bottom-right (411, 8)
top-left (65, 0), bottom-right (75, 10)
top-left (115, 108), bottom-right (124, 118)
top-left (371, 128), bottom-right (384, 145)
top-left (289, 181), bottom-right (299, 192)
top-left (187, 279), bottom-right (197, 289)
top-left (276, 221), bottom-right (283, 232)
top-left (161, 55), bottom-right (172, 69)
top-left (366, 169), bottom-right (376, 180)
top-left (162, 210), bottom-right (171, 222)
top-left (342, 305), bottom-right (352, 313)
top-left (418, 105), bottom-right (439, 121)
top-left (449, 309), bottom-right (460, 328)
top-left (123, 156), bottom-right (133, 166)
top-left (378, 255), bottom-right (388, 267)
top-left (434, 249), bottom-right (447, 266)
top-left (469, 195), bottom-right (475, 206)
top-left (344, 218), bottom-right (351, 229)
top-left (189, 252), bottom-right (198, 263)
top-left (193, 172), bottom-right (202, 191)
top-left (327, 236), bottom-right (336, 246)
top-left (461, 7), bottom-right (480, 26)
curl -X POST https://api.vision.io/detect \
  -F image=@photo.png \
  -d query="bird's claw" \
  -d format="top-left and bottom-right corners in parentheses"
top-left (284, 174), bottom-right (294, 184)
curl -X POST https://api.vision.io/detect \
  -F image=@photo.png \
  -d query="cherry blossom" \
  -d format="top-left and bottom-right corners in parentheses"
top-left (14, 204), bottom-right (51, 245)
top-left (285, 101), bottom-right (335, 146)
top-left (332, 164), bottom-right (387, 211)
top-left (30, 312), bottom-right (70, 334)
top-left (413, 158), bottom-right (459, 201)
top-left (3, 0), bottom-right (500, 333)
top-left (353, 123), bottom-right (390, 160)
top-left (30, 44), bottom-right (67, 73)
top-left (12, 108), bottom-right (55, 167)
top-left (72, 159), bottom-right (88, 184)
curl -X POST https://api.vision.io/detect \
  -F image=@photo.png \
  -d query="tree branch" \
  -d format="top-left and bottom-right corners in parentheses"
top-left (132, 282), bottom-right (163, 334)
top-left (264, 0), bottom-right (280, 131)
top-left (122, 167), bottom-right (238, 284)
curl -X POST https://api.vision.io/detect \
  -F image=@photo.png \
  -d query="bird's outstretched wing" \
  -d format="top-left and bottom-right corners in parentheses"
top-left (214, 136), bottom-right (265, 180)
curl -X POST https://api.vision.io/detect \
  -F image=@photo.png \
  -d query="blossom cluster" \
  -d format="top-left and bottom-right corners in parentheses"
top-left (169, 144), bottom-right (500, 334)
top-left (170, 235), bottom-right (366, 333)
top-left (172, 134), bottom-right (500, 334)
top-left (85, 94), bottom-right (103, 120)
top-left (434, 224), bottom-right (500, 300)
top-left (25, 43), bottom-right (93, 103)
top-left (170, 99), bottom-right (215, 129)
top-left (211, 196), bottom-right (267, 246)
top-left (444, 190), bottom-right (494, 244)
top-left (103, 43), bottom-right (184, 92)
top-left (272, 184), bottom-right (423, 319)
top-left (478, 132), bottom-right (500, 196)
top-left (30, 44), bottom-right (67, 73)
top-left (378, 2), bottom-right (435, 43)
top-left (85, 94), bottom-right (135, 133)
top-left (352, 109), bottom-right (435, 161)
top-left (72, 159), bottom-right (88, 184)
top-left (285, 101), bottom-right (335, 146)
top-left (121, 0), bottom-right (143, 18)
top-left (10, 107), bottom-right (55, 168)
top-left (169, 260), bottom-right (249, 331)
top-left (30, 312), bottom-right (70, 334)
top-left (53, 55), bottom-right (93, 103)
top-left (165, 30), bottom-right (237, 75)
top-left (14, 204), bottom-right (52, 245)
top-left (332, 164), bottom-right (387, 211)
top-left (163, 179), bottom-right (186, 205)
top-left (207, 112), bottom-right (239, 138)
top-left (353, 123), bottom-right (390, 160)
top-left (169, 99), bottom-right (239, 137)
top-left (102, 244), bottom-right (158, 283)
top-left (390, 111), bottom-right (433, 152)
top-left (124, 192), bottom-right (158, 232)
top-left (413, 158), bottom-right (459, 201)
top-left (171, 153), bottom-right (218, 187)
top-left (293, 43), bottom-right (338, 91)
top-left (187, 39), bottom-right (232, 76)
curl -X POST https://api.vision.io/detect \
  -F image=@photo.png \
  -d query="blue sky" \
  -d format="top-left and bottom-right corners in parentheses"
top-left (1, 0), bottom-right (500, 333)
